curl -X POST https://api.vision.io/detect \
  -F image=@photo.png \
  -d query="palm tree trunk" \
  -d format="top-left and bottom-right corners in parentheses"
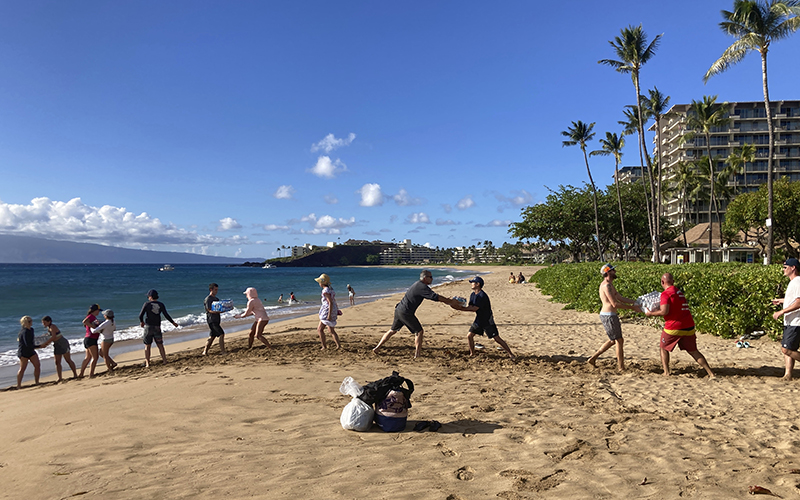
top-left (633, 76), bottom-right (660, 262)
top-left (681, 187), bottom-right (689, 247)
top-left (581, 147), bottom-right (603, 260)
top-left (706, 135), bottom-right (715, 261)
top-left (761, 51), bottom-right (774, 265)
top-left (655, 116), bottom-right (663, 253)
top-left (614, 159), bottom-right (627, 261)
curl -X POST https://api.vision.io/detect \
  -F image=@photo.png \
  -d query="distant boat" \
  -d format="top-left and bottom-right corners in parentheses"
top-left (159, 264), bottom-right (175, 272)
top-left (262, 263), bottom-right (275, 269)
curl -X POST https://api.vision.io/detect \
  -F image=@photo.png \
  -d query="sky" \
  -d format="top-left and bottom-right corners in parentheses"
top-left (1, 1), bottom-right (798, 259)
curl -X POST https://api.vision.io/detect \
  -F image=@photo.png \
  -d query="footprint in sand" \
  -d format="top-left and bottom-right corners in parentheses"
top-left (455, 466), bottom-right (475, 481)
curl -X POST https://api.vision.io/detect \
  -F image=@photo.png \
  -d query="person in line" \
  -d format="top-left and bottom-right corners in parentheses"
top-left (773, 258), bottom-right (800, 380)
top-left (237, 287), bottom-right (272, 349)
top-left (91, 309), bottom-right (117, 371)
top-left (203, 283), bottom-right (226, 355)
top-left (347, 284), bottom-right (356, 306)
top-left (315, 274), bottom-right (341, 349)
top-left (139, 289), bottom-right (178, 367)
top-left (40, 316), bottom-right (78, 381)
top-left (16, 316), bottom-right (41, 389)
top-left (452, 276), bottom-right (515, 360)
top-left (588, 264), bottom-right (640, 372)
top-left (508, 272), bottom-right (517, 284)
top-left (79, 304), bottom-right (102, 378)
top-left (373, 270), bottom-right (461, 359)
top-left (646, 272), bottom-right (715, 378)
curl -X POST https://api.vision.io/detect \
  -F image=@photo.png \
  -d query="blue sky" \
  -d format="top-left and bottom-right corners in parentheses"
top-left (1, 1), bottom-right (798, 259)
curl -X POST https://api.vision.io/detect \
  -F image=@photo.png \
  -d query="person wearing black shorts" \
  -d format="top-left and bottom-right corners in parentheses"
top-left (453, 276), bottom-right (515, 360)
top-left (138, 289), bottom-right (178, 367)
top-left (773, 258), bottom-right (800, 380)
top-left (373, 270), bottom-right (461, 359)
top-left (203, 283), bottom-right (227, 355)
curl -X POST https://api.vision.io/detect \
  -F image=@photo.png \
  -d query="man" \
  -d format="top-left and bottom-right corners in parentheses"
top-left (588, 264), bottom-right (640, 372)
top-left (203, 283), bottom-right (227, 356)
top-left (138, 289), bottom-right (178, 367)
top-left (373, 270), bottom-right (461, 358)
top-left (772, 258), bottom-right (800, 380)
top-left (646, 272), bottom-right (714, 378)
top-left (453, 276), bottom-right (515, 360)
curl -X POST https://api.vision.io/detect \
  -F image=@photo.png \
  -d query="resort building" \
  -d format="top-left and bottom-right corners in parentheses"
top-left (378, 239), bottom-right (438, 264)
top-left (656, 99), bottom-right (800, 227)
top-left (613, 166), bottom-right (647, 184)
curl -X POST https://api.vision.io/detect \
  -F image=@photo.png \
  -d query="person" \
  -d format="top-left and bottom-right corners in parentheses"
top-left (772, 257), bottom-right (800, 380)
top-left (315, 274), bottom-right (341, 349)
top-left (237, 287), bottom-right (272, 349)
top-left (91, 309), bottom-right (117, 371)
top-left (203, 283), bottom-right (226, 355)
top-left (16, 316), bottom-right (41, 389)
top-left (452, 276), bottom-right (515, 360)
top-left (587, 264), bottom-right (640, 372)
top-left (373, 270), bottom-right (461, 358)
top-left (79, 304), bottom-right (102, 378)
top-left (517, 272), bottom-right (525, 284)
top-left (289, 292), bottom-right (297, 304)
top-left (139, 289), bottom-right (178, 367)
top-left (347, 284), bottom-right (356, 306)
top-left (646, 272), bottom-right (715, 378)
top-left (40, 316), bottom-right (78, 381)
top-left (277, 293), bottom-right (284, 304)
top-left (508, 272), bottom-right (517, 284)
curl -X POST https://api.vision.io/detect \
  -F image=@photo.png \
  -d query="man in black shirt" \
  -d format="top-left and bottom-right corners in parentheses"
top-left (138, 289), bottom-right (179, 367)
top-left (203, 283), bottom-right (227, 356)
top-left (453, 276), bottom-right (515, 360)
top-left (373, 270), bottom-right (461, 358)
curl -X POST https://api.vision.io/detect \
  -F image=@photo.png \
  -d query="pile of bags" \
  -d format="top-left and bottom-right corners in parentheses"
top-left (339, 371), bottom-right (414, 432)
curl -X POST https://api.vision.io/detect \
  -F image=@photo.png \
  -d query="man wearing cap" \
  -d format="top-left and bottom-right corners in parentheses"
top-left (138, 289), bottom-right (179, 367)
top-left (646, 272), bottom-right (715, 378)
top-left (772, 258), bottom-right (800, 380)
top-left (453, 276), bottom-right (516, 360)
top-left (587, 264), bottom-right (640, 372)
top-left (203, 283), bottom-right (227, 356)
top-left (373, 270), bottom-right (462, 359)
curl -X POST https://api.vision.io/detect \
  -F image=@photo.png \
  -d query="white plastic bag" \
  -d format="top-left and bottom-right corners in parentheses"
top-left (339, 376), bottom-right (373, 431)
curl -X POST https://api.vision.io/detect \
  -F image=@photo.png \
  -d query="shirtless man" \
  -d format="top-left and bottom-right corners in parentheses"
top-left (587, 264), bottom-right (640, 371)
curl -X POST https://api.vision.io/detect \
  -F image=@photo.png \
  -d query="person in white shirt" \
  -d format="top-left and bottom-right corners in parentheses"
top-left (773, 258), bottom-right (800, 380)
top-left (91, 309), bottom-right (117, 371)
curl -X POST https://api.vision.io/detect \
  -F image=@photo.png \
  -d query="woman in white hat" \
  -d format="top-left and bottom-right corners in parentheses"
top-left (236, 287), bottom-right (272, 349)
top-left (314, 273), bottom-right (341, 349)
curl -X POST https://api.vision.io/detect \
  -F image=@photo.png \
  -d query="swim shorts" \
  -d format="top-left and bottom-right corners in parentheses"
top-left (208, 322), bottom-right (225, 338)
top-left (53, 336), bottom-right (70, 355)
top-left (390, 308), bottom-right (423, 335)
top-left (660, 331), bottom-right (698, 352)
top-left (600, 313), bottom-right (622, 341)
top-left (83, 337), bottom-right (99, 349)
top-left (17, 346), bottom-right (36, 359)
top-left (782, 325), bottom-right (800, 351)
top-left (469, 321), bottom-right (499, 339)
top-left (143, 325), bottom-right (163, 345)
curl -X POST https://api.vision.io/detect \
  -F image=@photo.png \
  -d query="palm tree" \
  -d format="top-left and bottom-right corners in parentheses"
top-left (681, 96), bottom-right (731, 259)
top-left (591, 132), bottom-right (628, 259)
top-left (599, 24), bottom-right (662, 262)
top-left (704, 0), bottom-right (800, 264)
top-left (619, 106), bottom-right (655, 247)
top-left (642, 87), bottom-right (672, 245)
top-left (671, 161), bottom-right (700, 246)
top-left (726, 143), bottom-right (757, 192)
top-left (562, 120), bottom-right (603, 260)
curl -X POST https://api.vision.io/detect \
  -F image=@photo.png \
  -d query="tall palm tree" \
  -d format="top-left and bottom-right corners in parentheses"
top-left (562, 120), bottom-right (603, 259)
top-left (726, 143), bottom-right (757, 192)
top-left (618, 107), bottom-right (655, 246)
top-left (599, 24), bottom-right (662, 262)
top-left (642, 87), bottom-right (672, 244)
top-left (671, 160), bottom-right (700, 247)
top-left (681, 96), bottom-right (731, 259)
top-left (704, 0), bottom-right (800, 264)
top-left (591, 131), bottom-right (628, 259)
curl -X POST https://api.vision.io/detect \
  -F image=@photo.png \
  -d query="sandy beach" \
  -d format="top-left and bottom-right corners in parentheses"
top-left (3, 265), bottom-right (800, 499)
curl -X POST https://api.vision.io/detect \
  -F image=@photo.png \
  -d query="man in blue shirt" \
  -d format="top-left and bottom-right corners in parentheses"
top-left (453, 276), bottom-right (515, 360)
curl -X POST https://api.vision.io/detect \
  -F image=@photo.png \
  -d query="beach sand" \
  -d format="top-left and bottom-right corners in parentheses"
top-left (3, 265), bottom-right (800, 499)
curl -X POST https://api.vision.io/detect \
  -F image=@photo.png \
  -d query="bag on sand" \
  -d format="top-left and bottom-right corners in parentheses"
top-left (359, 371), bottom-right (414, 432)
top-left (339, 376), bottom-right (374, 432)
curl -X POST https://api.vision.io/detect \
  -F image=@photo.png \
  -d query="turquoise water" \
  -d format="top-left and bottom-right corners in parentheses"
top-left (0, 264), bottom-right (476, 366)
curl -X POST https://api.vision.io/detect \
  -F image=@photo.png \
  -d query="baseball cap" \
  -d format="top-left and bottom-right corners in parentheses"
top-left (785, 258), bottom-right (800, 268)
top-left (468, 276), bottom-right (484, 286)
top-left (600, 264), bottom-right (615, 275)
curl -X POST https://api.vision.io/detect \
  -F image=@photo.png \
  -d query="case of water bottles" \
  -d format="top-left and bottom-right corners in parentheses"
top-left (211, 299), bottom-right (234, 312)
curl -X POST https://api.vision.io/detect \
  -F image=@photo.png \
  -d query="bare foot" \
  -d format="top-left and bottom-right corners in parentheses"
top-left (587, 358), bottom-right (597, 368)
top-left (662, 372), bottom-right (670, 377)
top-left (201, 350), bottom-right (208, 356)
top-left (220, 350), bottom-right (228, 355)
top-left (509, 355), bottom-right (517, 362)
top-left (783, 375), bottom-right (793, 381)
top-left (372, 348), bottom-right (380, 355)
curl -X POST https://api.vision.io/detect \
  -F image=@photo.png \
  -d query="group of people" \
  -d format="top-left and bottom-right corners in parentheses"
top-left (508, 271), bottom-right (525, 284)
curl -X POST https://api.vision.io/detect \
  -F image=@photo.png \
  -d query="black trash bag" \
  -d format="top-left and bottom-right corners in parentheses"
top-left (358, 370), bottom-right (414, 408)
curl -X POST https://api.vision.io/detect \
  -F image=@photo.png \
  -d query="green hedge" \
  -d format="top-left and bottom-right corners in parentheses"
top-left (531, 262), bottom-right (787, 339)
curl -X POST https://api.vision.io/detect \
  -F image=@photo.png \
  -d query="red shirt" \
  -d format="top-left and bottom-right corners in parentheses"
top-left (661, 286), bottom-right (694, 331)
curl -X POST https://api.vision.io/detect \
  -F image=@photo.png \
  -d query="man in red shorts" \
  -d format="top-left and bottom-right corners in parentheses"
top-left (645, 272), bottom-right (715, 378)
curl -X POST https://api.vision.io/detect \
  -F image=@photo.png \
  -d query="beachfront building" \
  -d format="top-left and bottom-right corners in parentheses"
top-left (613, 166), bottom-right (647, 184)
top-left (291, 243), bottom-right (315, 257)
top-left (378, 239), bottom-right (438, 264)
top-left (656, 100), bottom-right (800, 227)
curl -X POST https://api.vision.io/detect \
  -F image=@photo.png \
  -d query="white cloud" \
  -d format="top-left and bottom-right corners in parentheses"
top-left (274, 185), bottom-right (295, 199)
top-left (324, 194), bottom-right (338, 204)
top-left (292, 213), bottom-right (356, 235)
top-left (358, 183), bottom-right (384, 207)
top-left (311, 133), bottom-right (356, 153)
top-left (310, 156), bottom-right (347, 179)
top-left (217, 217), bottom-right (242, 231)
top-left (0, 197), bottom-right (242, 246)
top-left (393, 188), bottom-right (423, 206)
top-left (456, 196), bottom-right (475, 210)
top-left (442, 204), bottom-right (452, 213)
top-left (494, 189), bottom-right (534, 212)
top-left (263, 224), bottom-right (290, 231)
top-left (405, 212), bottom-right (430, 224)
top-left (435, 218), bottom-right (459, 226)
top-left (475, 219), bottom-right (511, 228)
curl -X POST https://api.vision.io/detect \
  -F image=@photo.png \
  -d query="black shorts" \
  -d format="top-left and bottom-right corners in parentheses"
top-left (208, 322), bottom-right (225, 338)
top-left (17, 347), bottom-right (36, 359)
top-left (782, 325), bottom-right (800, 351)
top-left (469, 322), bottom-right (499, 339)
top-left (83, 337), bottom-right (99, 349)
top-left (53, 336), bottom-right (70, 356)
top-left (143, 325), bottom-right (163, 345)
top-left (390, 309), bottom-right (423, 335)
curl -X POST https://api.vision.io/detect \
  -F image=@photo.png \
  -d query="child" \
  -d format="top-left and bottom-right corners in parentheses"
top-left (237, 287), bottom-right (272, 349)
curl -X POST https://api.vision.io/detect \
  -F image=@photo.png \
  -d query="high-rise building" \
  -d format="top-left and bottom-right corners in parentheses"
top-left (656, 100), bottom-right (800, 226)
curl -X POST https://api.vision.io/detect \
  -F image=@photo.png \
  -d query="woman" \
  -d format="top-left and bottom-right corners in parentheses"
top-left (314, 273), bottom-right (341, 349)
top-left (509, 272), bottom-right (517, 284)
top-left (40, 316), bottom-right (78, 381)
top-left (16, 316), bottom-right (41, 389)
top-left (236, 287), bottom-right (272, 349)
top-left (347, 284), bottom-right (355, 306)
top-left (79, 304), bottom-right (102, 378)
top-left (92, 309), bottom-right (117, 371)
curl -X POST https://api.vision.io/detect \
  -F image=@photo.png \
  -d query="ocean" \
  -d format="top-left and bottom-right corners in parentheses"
top-left (0, 264), bottom-right (477, 367)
